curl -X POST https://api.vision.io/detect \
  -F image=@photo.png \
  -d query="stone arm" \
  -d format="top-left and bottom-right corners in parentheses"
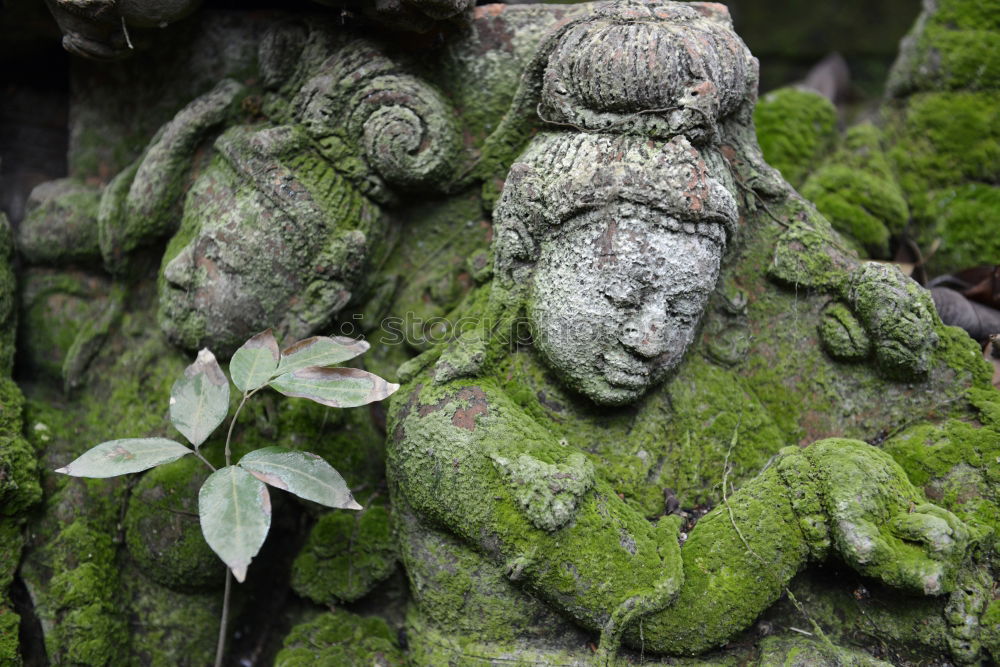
top-left (389, 379), bottom-right (974, 658)
top-left (389, 379), bottom-right (685, 659)
top-left (98, 78), bottom-right (246, 274)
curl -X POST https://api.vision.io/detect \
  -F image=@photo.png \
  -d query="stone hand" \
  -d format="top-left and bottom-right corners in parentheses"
top-left (847, 263), bottom-right (939, 379)
top-left (807, 439), bottom-right (971, 595)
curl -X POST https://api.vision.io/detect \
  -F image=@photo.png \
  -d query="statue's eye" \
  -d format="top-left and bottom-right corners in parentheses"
top-left (667, 295), bottom-right (703, 325)
top-left (603, 284), bottom-right (639, 308)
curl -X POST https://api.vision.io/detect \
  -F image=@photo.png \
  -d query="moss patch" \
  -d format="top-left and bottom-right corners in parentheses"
top-left (123, 560), bottom-right (221, 666)
top-left (889, 0), bottom-right (1000, 94)
top-left (754, 88), bottom-right (838, 189)
top-left (924, 184), bottom-right (1000, 274)
top-left (884, 91), bottom-right (1000, 232)
top-left (33, 522), bottom-right (128, 665)
top-left (0, 378), bottom-right (41, 517)
top-left (290, 500), bottom-right (398, 605)
top-left (124, 457), bottom-right (219, 592)
top-left (801, 124), bottom-right (908, 258)
top-left (881, 389), bottom-right (1000, 551)
top-left (274, 609), bottom-right (404, 667)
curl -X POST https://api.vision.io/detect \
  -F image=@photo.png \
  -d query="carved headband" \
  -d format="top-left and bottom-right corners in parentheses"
top-left (493, 132), bottom-right (738, 277)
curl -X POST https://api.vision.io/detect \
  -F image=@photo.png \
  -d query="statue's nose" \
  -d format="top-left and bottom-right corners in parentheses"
top-left (163, 244), bottom-right (195, 290)
top-left (618, 307), bottom-right (669, 359)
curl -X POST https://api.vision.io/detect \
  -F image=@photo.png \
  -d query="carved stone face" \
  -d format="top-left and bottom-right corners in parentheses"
top-left (528, 203), bottom-right (722, 406)
top-left (157, 126), bottom-right (375, 356)
top-left (158, 168), bottom-right (309, 356)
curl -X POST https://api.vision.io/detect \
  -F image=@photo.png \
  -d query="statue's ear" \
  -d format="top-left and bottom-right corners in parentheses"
top-left (279, 278), bottom-right (353, 343)
top-left (279, 228), bottom-right (370, 341)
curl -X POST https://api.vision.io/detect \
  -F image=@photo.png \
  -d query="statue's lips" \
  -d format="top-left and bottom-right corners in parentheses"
top-left (603, 353), bottom-right (651, 389)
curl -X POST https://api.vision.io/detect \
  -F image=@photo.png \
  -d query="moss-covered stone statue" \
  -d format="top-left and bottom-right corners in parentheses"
top-left (2, 0), bottom-right (998, 665)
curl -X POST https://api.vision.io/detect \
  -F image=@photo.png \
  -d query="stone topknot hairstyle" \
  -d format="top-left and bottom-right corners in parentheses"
top-left (539, 0), bottom-right (758, 141)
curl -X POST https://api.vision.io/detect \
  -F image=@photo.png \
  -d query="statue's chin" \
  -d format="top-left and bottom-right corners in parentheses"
top-left (566, 375), bottom-right (651, 408)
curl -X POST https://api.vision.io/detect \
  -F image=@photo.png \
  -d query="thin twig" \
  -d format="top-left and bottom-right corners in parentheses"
top-left (120, 16), bottom-right (133, 50)
top-left (214, 385), bottom-right (261, 667)
top-left (214, 569), bottom-right (232, 667)
top-left (722, 414), bottom-right (761, 562)
top-left (223, 387), bottom-right (260, 467)
top-left (734, 179), bottom-right (789, 229)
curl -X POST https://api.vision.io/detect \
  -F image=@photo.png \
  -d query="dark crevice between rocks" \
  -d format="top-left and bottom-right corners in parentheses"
top-left (226, 492), bottom-right (309, 666)
top-left (10, 573), bottom-right (47, 666)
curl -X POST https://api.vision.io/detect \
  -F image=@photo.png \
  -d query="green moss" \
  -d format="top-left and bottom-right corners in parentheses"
top-left (36, 522), bottom-right (128, 666)
top-left (847, 263), bottom-right (939, 380)
top-left (982, 599), bottom-right (1000, 661)
top-left (274, 609), bottom-right (404, 667)
top-left (123, 561), bottom-right (220, 666)
top-left (0, 605), bottom-right (20, 666)
top-left (817, 303), bottom-right (871, 361)
top-left (922, 184), bottom-right (1000, 274)
top-left (890, 0), bottom-right (1000, 94)
top-left (124, 457), bottom-right (219, 592)
top-left (18, 179), bottom-right (102, 265)
top-left (931, 324), bottom-right (993, 389)
top-left (0, 378), bottom-right (41, 517)
top-left (801, 125), bottom-right (908, 258)
top-left (756, 634), bottom-right (890, 666)
top-left (18, 270), bottom-right (108, 381)
top-left (881, 392), bottom-right (1000, 550)
top-left (764, 571), bottom-right (954, 664)
top-left (0, 522), bottom-right (24, 664)
top-left (0, 521), bottom-right (23, 592)
top-left (344, 189), bottom-right (491, 381)
top-left (766, 219), bottom-right (854, 292)
top-left (754, 88), bottom-right (838, 188)
top-left (884, 91), bottom-right (1000, 227)
top-left (290, 500), bottom-right (398, 604)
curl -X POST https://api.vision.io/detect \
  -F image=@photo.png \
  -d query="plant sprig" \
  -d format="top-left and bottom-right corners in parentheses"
top-left (54, 329), bottom-right (399, 667)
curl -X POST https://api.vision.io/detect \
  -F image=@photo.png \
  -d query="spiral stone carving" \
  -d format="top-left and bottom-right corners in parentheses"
top-left (286, 36), bottom-right (462, 200)
top-left (353, 78), bottom-right (460, 190)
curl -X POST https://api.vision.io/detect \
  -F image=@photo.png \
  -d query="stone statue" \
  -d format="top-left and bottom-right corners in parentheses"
top-left (386, 1), bottom-right (996, 664)
top-left (3, 1), bottom-right (997, 665)
top-left (20, 21), bottom-right (465, 357)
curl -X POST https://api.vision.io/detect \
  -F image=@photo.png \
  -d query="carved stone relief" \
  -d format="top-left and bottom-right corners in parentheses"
top-left (1, 1), bottom-right (997, 665)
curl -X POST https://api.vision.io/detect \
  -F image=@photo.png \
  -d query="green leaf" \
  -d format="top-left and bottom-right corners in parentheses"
top-left (230, 329), bottom-right (280, 392)
top-left (268, 367), bottom-right (399, 408)
top-left (170, 348), bottom-right (230, 448)
top-left (239, 446), bottom-right (362, 510)
top-left (55, 438), bottom-right (192, 477)
top-left (198, 465), bottom-right (271, 583)
top-left (276, 336), bottom-right (370, 376)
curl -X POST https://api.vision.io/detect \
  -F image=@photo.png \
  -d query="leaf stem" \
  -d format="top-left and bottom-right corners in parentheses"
top-left (214, 568), bottom-right (232, 667)
top-left (224, 388), bottom-right (259, 467)
top-left (193, 448), bottom-right (217, 472)
top-left (213, 385), bottom-right (260, 667)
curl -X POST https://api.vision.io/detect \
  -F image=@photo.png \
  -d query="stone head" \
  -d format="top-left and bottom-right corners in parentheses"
top-left (158, 29), bottom-right (462, 357)
top-left (158, 124), bottom-right (381, 357)
top-left (493, 133), bottom-right (737, 406)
